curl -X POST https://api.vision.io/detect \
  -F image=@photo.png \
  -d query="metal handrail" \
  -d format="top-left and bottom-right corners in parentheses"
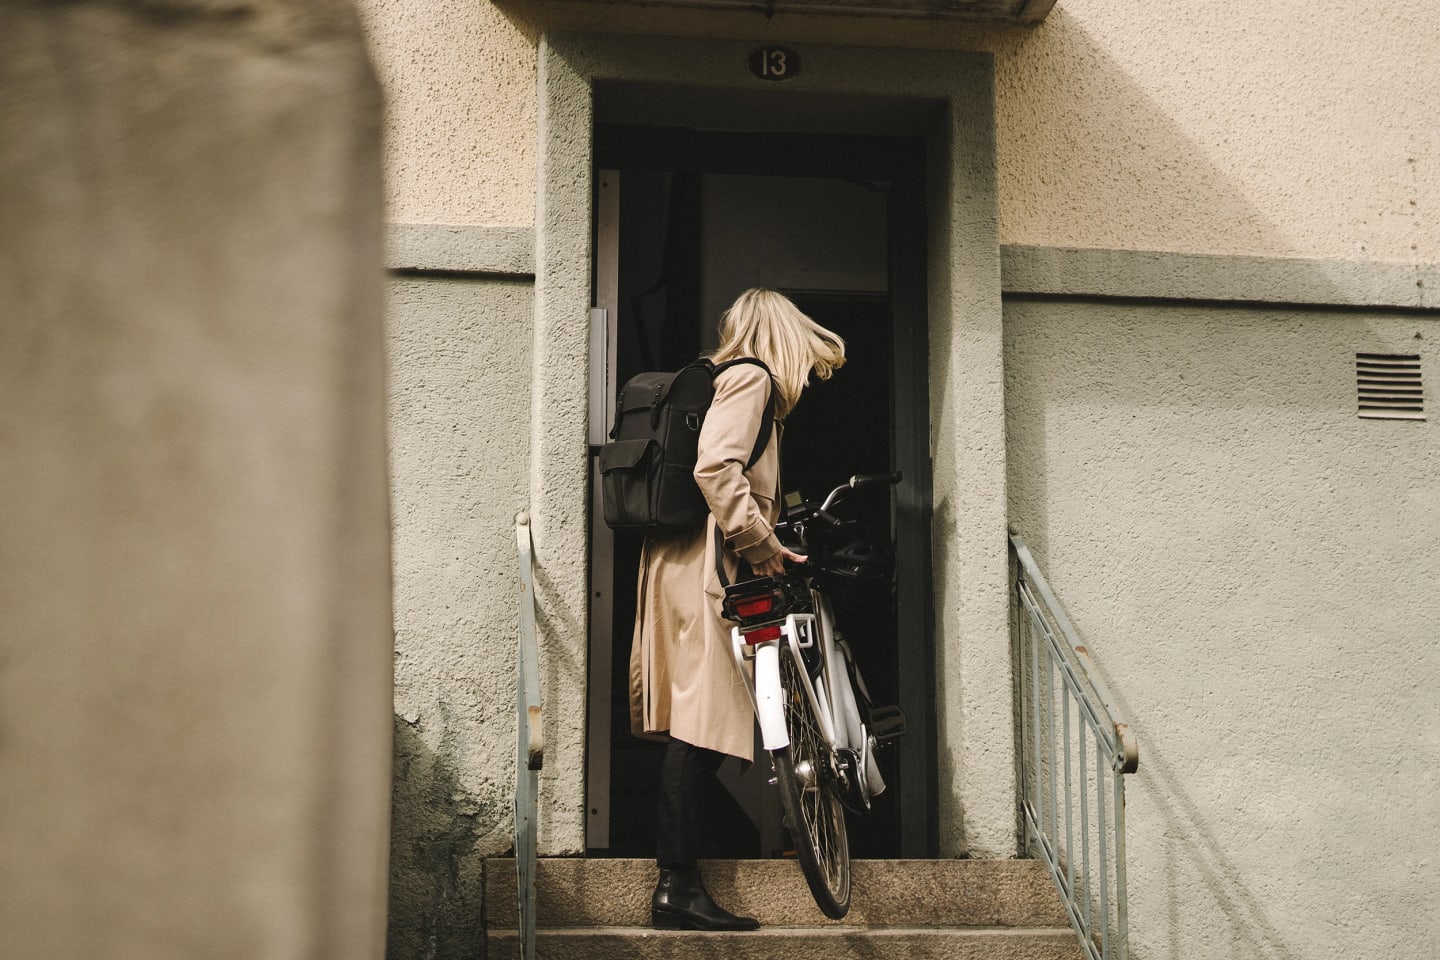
top-left (1011, 534), bottom-right (1138, 960)
top-left (514, 511), bottom-right (544, 960)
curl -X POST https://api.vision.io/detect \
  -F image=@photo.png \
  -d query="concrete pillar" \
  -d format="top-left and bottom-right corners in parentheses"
top-left (0, 3), bottom-right (391, 958)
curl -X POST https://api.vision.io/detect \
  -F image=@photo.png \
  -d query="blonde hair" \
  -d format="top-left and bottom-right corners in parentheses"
top-left (710, 289), bottom-right (846, 418)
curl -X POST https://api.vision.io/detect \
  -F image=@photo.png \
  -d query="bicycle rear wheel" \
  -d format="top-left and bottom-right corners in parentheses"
top-left (771, 644), bottom-right (851, 919)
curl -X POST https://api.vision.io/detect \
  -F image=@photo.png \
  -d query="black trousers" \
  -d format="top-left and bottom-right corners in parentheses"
top-left (656, 737), bottom-right (725, 870)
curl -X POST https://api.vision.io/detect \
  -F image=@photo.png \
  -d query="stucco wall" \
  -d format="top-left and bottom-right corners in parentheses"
top-left (358, 0), bottom-right (1437, 263)
top-left (1005, 297), bottom-right (1440, 959)
top-left (386, 276), bottom-right (533, 958)
top-left (354, 0), bottom-right (537, 228)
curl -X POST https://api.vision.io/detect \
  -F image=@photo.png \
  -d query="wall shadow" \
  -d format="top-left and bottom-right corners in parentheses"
top-left (1107, 685), bottom-right (1303, 960)
top-left (984, 5), bottom-right (1303, 257)
top-left (388, 712), bottom-right (491, 960)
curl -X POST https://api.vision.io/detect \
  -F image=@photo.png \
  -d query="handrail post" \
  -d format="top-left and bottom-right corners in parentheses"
top-left (515, 511), bottom-right (544, 960)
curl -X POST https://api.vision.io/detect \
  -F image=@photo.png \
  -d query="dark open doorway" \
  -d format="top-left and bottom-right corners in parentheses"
top-left (585, 115), bottom-right (936, 861)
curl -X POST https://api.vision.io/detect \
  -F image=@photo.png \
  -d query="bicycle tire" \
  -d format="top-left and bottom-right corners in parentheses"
top-left (772, 643), bottom-right (851, 919)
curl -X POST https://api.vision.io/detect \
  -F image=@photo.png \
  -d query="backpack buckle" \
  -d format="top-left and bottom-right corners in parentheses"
top-left (685, 412), bottom-right (701, 431)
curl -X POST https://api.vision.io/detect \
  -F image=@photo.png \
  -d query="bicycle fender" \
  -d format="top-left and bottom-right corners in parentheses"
top-left (752, 642), bottom-right (789, 751)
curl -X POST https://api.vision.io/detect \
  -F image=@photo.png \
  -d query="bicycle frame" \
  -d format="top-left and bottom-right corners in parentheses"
top-left (721, 473), bottom-right (902, 918)
top-left (728, 591), bottom-right (881, 804)
top-left (724, 472), bottom-right (902, 809)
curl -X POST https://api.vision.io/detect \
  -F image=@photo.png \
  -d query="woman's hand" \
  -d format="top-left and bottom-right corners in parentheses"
top-left (753, 546), bottom-right (807, 577)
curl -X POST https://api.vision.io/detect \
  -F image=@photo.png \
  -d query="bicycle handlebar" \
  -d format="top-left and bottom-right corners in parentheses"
top-left (818, 471), bottom-right (903, 515)
top-left (849, 471), bottom-right (903, 490)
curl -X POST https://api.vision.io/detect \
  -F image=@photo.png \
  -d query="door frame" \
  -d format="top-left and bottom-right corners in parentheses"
top-left (586, 127), bottom-right (934, 857)
top-left (531, 33), bottom-right (1013, 859)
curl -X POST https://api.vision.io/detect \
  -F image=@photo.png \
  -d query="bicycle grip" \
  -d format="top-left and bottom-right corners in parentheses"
top-left (849, 471), bottom-right (903, 489)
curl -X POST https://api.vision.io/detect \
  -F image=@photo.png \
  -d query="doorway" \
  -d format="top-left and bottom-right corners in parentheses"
top-left (585, 121), bottom-right (936, 860)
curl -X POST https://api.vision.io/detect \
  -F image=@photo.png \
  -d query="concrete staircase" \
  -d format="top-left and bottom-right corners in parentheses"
top-left (484, 858), bottom-right (1084, 959)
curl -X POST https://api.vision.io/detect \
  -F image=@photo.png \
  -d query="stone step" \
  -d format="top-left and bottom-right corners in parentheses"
top-left (487, 926), bottom-right (1084, 960)
top-left (484, 858), bottom-right (1070, 929)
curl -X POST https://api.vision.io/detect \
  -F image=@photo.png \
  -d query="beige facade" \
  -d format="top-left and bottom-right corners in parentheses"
top-left (361, 0), bottom-right (1438, 263)
top-left (366, 4), bottom-right (1440, 960)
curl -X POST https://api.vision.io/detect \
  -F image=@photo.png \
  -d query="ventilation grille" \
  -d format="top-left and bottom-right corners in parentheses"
top-left (1356, 353), bottom-right (1424, 420)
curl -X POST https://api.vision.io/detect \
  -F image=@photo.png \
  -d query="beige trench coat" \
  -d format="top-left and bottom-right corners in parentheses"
top-left (629, 362), bottom-right (783, 762)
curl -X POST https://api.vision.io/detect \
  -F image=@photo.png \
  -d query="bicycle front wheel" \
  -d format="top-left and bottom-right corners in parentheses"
top-left (771, 644), bottom-right (851, 919)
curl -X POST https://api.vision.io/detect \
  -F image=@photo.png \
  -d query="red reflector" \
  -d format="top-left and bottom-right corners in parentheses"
top-left (735, 596), bottom-right (776, 618)
top-left (742, 625), bottom-right (782, 645)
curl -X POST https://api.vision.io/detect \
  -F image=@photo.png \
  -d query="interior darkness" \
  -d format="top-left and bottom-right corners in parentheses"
top-left (593, 124), bottom-right (928, 860)
top-left (783, 291), bottom-right (900, 861)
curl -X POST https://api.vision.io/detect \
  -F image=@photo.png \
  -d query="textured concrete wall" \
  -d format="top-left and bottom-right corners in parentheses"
top-left (354, 0), bottom-right (537, 227)
top-left (357, 0), bottom-right (1437, 263)
top-left (386, 276), bottom-right (533, 957)
top-left (986, 0), bottom-right (1438, 262)
top-left (0, 3), bottom-right (392, 959)
top-left (1005, 297), bottom-right (1440, 959)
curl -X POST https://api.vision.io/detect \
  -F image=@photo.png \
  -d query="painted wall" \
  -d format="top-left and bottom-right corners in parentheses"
top-left (357, 0), bottom-right (1437, 263)
top-left (1005, 296), bottom-right (1440, 959)
top-left (386, 276), bottom-right (534, 956)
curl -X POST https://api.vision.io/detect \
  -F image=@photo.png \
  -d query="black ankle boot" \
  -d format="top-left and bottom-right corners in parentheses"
top-left (651, 866), bottom-right (760, 931)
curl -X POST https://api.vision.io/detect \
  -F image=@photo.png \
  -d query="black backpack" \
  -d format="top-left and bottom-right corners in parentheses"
top-left (598, 358), bottom-right (774, 532)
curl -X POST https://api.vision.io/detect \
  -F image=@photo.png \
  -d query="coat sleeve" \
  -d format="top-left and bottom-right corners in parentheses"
top-left (694, 364), bottom-right (781, 565)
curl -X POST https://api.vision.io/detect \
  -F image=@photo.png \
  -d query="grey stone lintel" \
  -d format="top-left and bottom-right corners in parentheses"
top-left (387, 223), bottom-right (535, 277)
top-left (1002, 244), bottom-right (1437, 311)
top-left (385, 226), bottom-right (1435, 312)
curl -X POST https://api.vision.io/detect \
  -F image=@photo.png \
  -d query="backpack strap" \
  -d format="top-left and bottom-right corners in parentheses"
top-left (710, 357), bottom-right (776, 590)
top-left (711, 357), bottom-right (775, 468)
top-left (713, 522), bottom-right (760, 591)
top-left (608, 383), bottom-right (626, 441)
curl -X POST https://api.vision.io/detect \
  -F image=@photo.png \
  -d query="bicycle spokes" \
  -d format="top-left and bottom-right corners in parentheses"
top-left (776, 645), bottom-right (851, 918)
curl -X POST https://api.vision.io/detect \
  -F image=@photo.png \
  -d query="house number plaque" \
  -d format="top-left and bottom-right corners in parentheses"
top-left (749, 46), bottom-right (800, 81)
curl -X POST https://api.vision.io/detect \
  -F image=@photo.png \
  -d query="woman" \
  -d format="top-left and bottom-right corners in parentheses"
top-left (629, 288), bottom-right (846, 931)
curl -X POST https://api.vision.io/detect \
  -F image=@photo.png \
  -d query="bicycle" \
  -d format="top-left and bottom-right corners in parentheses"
top-left (722, 472), bottom-right (908, 919)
